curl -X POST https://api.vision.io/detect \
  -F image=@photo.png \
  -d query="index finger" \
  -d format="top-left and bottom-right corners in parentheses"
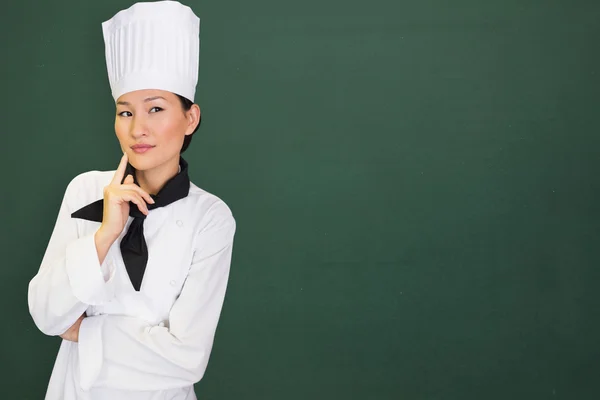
top-left (111, 153), bottom-right (129, 185)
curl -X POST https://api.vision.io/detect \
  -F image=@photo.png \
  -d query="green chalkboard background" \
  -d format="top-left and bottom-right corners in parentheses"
top-left (1, 0), bottom-right (599, 398)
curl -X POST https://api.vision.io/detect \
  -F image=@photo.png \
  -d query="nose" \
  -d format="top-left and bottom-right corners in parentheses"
top-left (130, 114), bottom-right (149, 138)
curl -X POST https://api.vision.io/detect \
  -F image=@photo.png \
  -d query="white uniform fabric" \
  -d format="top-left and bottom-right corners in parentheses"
top-left (102, 1), bottom-right (200, 102)
top-left (28, 169), bottom-right (236, 399)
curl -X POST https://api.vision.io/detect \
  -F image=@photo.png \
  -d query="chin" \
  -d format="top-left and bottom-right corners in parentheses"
top-left (127, 153), bottom-right (160, 171)
top-left (127, 150), bottom-right (180, 172)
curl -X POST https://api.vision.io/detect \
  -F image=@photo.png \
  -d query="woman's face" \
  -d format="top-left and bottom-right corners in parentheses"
top-left (114, 89), bottom-right (198, 171)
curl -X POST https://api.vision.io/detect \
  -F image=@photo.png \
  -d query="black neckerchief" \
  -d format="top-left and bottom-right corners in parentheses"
top-left (71, 157), bottom-right (190, 291)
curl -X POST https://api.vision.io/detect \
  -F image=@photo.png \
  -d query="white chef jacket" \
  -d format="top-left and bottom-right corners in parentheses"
top-left (28, 168), bottom-right (236, 400)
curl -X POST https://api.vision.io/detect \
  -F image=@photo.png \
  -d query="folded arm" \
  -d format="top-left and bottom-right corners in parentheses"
top-left (78, 207), bottom-right (236, 391)
top-left (28, 176), bottom-right (116, 336)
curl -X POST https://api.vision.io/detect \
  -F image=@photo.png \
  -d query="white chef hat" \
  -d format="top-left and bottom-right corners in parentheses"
top-left (101, 1), bottom-right (200, 102)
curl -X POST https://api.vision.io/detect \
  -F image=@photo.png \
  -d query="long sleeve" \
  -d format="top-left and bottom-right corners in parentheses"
top-left (77, 205), bottom-right (236, 391)
top-left (28, 175), bottom-right (117, 336)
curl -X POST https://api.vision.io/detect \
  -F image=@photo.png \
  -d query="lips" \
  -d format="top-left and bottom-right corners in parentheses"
top-left (131, 144), bottom-right (155, 153)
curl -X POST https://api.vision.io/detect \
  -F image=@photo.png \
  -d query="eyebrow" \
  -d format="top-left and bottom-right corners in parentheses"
top-left (117, 96), bottom-right (167, 106)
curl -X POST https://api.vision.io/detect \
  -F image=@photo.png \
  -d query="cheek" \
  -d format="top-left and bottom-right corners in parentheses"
top-left (114, 119), bottom-right (128, 141)
top-left (155, 115), bottom-right (187, 143)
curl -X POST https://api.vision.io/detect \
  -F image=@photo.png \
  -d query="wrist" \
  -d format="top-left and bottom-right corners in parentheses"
top-left (95, 227), bottom-right (118, 266)
top-left (95, 226), bottom-right (118, 247)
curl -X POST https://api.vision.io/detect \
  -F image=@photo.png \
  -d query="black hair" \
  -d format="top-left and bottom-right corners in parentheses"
top-left (176, 94), bottom-right (201, 153)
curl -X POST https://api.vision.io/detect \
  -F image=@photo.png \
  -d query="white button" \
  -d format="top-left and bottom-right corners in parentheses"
top-left (176, 220), bottom-right (183, 227)
top-left (170, 280), bottom-right (177, 286)
top-left (159, 321), bottom-right (165, 327)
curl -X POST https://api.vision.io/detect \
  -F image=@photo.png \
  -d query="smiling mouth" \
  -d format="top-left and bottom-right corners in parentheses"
top-left (131, 145), bottom-right (155, 153)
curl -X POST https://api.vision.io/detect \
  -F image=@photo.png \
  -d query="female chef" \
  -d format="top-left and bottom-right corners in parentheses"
top-left (27, 2), bottom-right (236, 399)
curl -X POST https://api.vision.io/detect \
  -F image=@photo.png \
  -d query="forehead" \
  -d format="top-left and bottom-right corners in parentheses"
top-left (116, 89), bottom-right (176, 104)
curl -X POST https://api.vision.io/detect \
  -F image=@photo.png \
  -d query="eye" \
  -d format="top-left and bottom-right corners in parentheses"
top-left (118, 111), bottom-right (132, 117)
top-left (150, 107), bottom-right (163, 113)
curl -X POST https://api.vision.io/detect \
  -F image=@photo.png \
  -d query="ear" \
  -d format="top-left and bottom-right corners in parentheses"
top-left (185, 104), bottom-right (201, 136)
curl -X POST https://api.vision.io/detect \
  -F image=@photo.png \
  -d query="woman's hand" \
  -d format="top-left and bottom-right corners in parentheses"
top-left (97, 153), bottom-right (155, 242)
top-left (60, 313), bottom-right (86, 342)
